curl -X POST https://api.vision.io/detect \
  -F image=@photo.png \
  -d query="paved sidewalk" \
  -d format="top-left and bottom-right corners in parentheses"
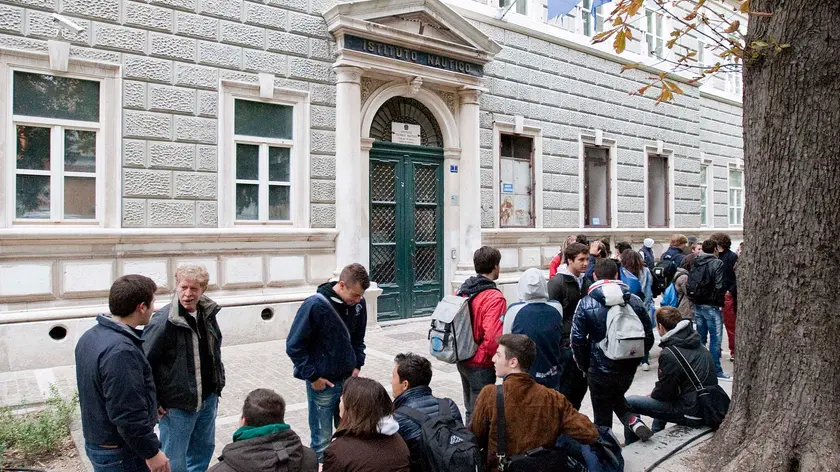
top-left (1, 318), bottom-right (734, 469)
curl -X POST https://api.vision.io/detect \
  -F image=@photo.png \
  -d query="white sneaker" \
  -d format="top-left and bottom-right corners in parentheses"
top-left (641, 362), bottom-right (650, 371)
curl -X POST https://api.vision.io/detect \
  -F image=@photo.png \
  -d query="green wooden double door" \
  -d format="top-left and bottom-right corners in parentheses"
top-left (369, 142), bottom-right (444, 321)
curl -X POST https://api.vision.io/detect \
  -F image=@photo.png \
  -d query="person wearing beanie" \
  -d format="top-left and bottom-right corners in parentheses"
top-left (640, 238), bottom-right (655, 269)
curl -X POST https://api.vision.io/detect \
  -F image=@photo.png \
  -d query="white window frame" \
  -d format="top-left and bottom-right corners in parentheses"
top-left (499, 0), bottom-right (528, 17)
top-left (728, 164), bottom-right (744, 227)
top-left (0, 51), bottom-right (120, 228)
top-left (220, 81), bottom-right (310, 227)
top-left (644, 146), bottom-right (674, 228)
top-left (643, 4), bottom-right (667, 59)
top-left (492, 121), bottom-right (543, 229)
top-left (579, 0), bottom-right (604, 37)
top-left (700, 158), bottom-right (713, 227)
top-left (578, 132), bottom-right (617, 229)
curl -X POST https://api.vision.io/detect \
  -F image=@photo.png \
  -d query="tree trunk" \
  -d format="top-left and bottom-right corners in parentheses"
top-left (707, 1), bottom-right (840, 471)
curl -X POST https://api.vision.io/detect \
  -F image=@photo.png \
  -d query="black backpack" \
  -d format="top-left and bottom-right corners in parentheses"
top-left (651, 256), bottom-right (675, 297)
top-left (396, 399), bottom-right (483, 472)
top-left (686, 263), bottom-right (714, 303)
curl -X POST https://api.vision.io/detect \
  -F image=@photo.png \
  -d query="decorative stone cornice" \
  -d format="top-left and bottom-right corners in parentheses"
top-left (458, 87), bottom-right (482, 104)
top-left (334, 65), bottom-right (364, 84)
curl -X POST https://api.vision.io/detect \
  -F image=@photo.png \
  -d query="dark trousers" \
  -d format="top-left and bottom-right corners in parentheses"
top-left (587, 371), bottom-right (637, 429)
top-left (558, 348), bottom-right (588, 410)
top-left (624, 395), bottom-right (705, 444)
top-left (457, 362), bottom-right (496, 426)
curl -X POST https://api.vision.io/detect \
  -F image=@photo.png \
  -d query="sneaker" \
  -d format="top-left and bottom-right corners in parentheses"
top-left (729, 354), bottom-right (735, 361)
top-left (717, 372), bottom-right (732, 381)
top-left (629, 417), bottom-right (653, 442)
top-left (641, 362), bottom-right (650, 371)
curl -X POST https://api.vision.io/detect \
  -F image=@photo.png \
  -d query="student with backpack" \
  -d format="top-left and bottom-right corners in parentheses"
top-left (624, 307), bottom-right (728, 444)
top-left (651, 234), bottom-right (688, 296)
top-left (688, 240), bottom-right (728, 379)
top-left (571, 259), bottom-right (654, 439)
top-left (391, 353), bottom-right (476, 472)
top-left (662, 253), bottom-right (697, 320)
top-left (454, 246), bottom-right (507, 425)
top-left (469, 334), bottom-right (599, 472)
top-left (620, 249), bottom-right (654, 371)
top-left (208, 389), bottom-right (317, 472)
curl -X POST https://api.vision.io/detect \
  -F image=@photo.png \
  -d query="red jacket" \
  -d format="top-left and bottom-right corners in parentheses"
top-left (549, 254), bottom-right (562, 278)
top-left (457, 276), bottom-right (507, 369)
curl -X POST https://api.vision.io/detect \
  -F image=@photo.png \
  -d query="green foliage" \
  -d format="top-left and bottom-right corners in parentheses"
top-left (0, 385), bottom-right (78, 460)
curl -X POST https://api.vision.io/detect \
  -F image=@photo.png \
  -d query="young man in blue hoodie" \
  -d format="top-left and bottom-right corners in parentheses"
top-left (571, 259), bottom-right (655, 440)
top-left (285, 263), bottom-right (370, 463)
top-left (503, 268), bottom-right (565, 391)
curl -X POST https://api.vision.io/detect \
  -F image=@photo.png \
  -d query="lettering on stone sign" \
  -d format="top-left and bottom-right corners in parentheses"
top-left (347, 35), bottom-right (483, 77)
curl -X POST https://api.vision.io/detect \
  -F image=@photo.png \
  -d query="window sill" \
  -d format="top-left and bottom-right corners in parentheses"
top-left (0, 227), bottom-right (338, 246)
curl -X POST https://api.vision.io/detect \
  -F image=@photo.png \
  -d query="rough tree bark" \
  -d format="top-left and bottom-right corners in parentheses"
top-left (707, 1), bottom-right (840, 471)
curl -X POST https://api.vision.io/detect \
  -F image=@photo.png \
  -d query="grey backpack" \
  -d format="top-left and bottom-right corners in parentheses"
top-left (598, 303), bottom-right (646, 360)
top-left (428, 295), bottom-right (479, 364)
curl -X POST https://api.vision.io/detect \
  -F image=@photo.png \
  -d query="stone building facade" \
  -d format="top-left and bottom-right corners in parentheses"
top-left (0, 0), bottom-right (744, 371)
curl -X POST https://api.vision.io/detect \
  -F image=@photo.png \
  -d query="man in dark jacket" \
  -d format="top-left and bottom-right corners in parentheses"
top-left (208, 389), bottom-right (317, 472)
top-left (571, 259), bottom-right (654, 439)
top-left (391, 353), bottom-right (463, 472)
top-left (547, 242), bottom-right (592, 408)
top-left (689, 240), bottom-right (729, 379)
top-left (76, 275), bottom-right (170, 472)
top-left (455, 246), bottom-right (506, 425)
top-left (503, 269), bottom-right (564, 391)
top-left (624, 307), bottom-right (718, 444)
top-left (143, 265), bottom-right (225, 472)
top-left (285, 263), bottom-right (370, 463)
top-left (640, 238), bottom-right (655, 268)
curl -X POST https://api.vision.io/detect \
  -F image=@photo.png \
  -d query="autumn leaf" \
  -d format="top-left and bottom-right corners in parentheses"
top-left (592, 30), bottom-right (614, 43)
top-left (739, 0), bottom-right (749, 13)
top-left (621, 62), bottom-right (642, 73)
top-left (625, 28), bottom-right (633, 41)
top-left (665, 80), bottom-right (684, 94)
top-left (685, 12), bottom-right (697, 21)
top-left (724, 20), bottom-right (740, 34)
top-left (614, 29), bottom-right (627, 54)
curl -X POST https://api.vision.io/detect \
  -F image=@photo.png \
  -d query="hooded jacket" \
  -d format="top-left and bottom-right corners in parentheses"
top-left (323, 416), bottom-right (410, 472)
top-left (570, 281), bottom-right (654, 375)
top-left (393, 386), bottom-right (463, 472)
top-left (503, 269), bottom-right (565, 390)
top-left (651, 320), bottom-right (718, 419)
top-left (143, 293), bottom-right (224, 412)
top-left (469, 373), bottom-right (599, 472)
top-left (286, 282), bottom-right (367, 383)
top-left (672, 268), bottom-right (695, 320)
top-left (640, 241), bottom-right (655, 269)
top-left (547, 264), bottom-right (593, 344)
top-left (690, 253), bottom-right (725, 306)
top-left (207, 426), bottom-right (317, 472)
top-left (456, 276), bottom-right (506, 368)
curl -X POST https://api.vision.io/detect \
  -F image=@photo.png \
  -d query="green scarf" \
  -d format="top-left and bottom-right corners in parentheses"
top-left (232, 423), bottom-right (290, 442)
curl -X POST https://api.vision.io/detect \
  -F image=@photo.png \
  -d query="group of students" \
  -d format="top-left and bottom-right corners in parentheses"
top-left (74, 234), bottom-right (736, 472)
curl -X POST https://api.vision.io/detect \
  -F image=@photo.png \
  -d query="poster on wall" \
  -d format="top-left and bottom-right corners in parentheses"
top-left (391, 122), bottom-right (421, 145)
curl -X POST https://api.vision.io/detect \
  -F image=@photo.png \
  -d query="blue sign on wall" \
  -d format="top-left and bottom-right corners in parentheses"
top-left (344, 35), bottom-right (484, 78)
top-left (502, 183), bottom-right (514, 194)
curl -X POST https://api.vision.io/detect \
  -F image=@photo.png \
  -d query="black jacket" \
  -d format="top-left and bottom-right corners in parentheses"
top-left (75, 315), bottom-right (160, 459)
top-left (393, 386), bottom-right (463, 472)
top-left (690, 253), bottom-right (726, 306)
top-left (652, 320), bottom-right (718, 418)
top-left (547, 266), bottom-right (593, 345)
top-left (718, 249), bottom-right (738, 293)
top-left (639, 246), bottom-right (654, 269)
top-left (208, 429), bottom-right (317, 472)
top-left (660, 247), bottom-right (686, 276)
top-left (570, 281), bottom-right (654, 375)
top-left (143, 293), bottom-right (225, 411)
top-left (286, 282), bottom-right (367, 383)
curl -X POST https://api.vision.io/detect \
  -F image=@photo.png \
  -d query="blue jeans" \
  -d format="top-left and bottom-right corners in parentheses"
top-left (307, 378), bottom-right (344, 463)
top-left (159, 393), bottom-right (218, 472)
top-left (624, 395), bottom-right (704, 444)
top-left (85, 444), bottom-right (149, 472)
top-left (695, 305), bottom-right (724, 375)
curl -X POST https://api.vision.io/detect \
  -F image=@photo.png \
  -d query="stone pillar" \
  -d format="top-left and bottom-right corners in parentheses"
top-left (457, 88), bottom-right (483, 272)
top-left (334, 66), bottom-right (364, 274)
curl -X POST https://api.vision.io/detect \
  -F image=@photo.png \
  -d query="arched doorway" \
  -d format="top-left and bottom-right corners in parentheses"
top-left (369, 97), bottom-right (444, 321)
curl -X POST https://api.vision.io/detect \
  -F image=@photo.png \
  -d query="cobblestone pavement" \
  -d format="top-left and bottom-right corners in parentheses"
top-left (2, 318), bottom-right (734, 469)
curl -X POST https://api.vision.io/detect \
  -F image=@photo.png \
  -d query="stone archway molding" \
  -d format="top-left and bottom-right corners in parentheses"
top-left (361, 79), bottom-right (460, 150)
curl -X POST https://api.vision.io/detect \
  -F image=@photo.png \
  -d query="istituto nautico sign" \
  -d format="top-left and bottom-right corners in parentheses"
top-left (344, 34), bottom-right (484, 77)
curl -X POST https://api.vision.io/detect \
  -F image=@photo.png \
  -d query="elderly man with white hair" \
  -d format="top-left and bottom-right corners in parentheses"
top-left (143, 265), bottom-right (224, 472)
